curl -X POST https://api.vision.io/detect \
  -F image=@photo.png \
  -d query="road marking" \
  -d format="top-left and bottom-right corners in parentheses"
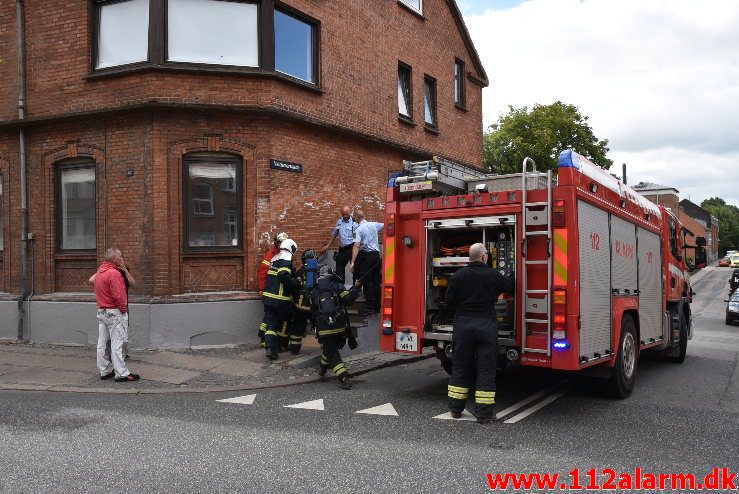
top-left (355, 403), bottom-right (399, 416)
top-left (216, 394), bottom-right (256, 405)
top-left (494, 382), bottom-right (567, 420)
top-left (432, 410), bottom-right (476, 421)
top-left (284, 399), bottom-right (325, 410)
top-left (503, 389), bottom-right (568, 424)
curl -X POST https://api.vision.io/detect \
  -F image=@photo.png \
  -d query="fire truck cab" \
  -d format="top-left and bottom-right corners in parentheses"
top-left (380, 150), bottom-right (706, 397)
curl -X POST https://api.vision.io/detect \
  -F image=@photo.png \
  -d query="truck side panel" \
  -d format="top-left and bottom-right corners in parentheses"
top-left (610, 216), bottom-right (638, 294)
top-left (637, 227), bottom-right (663, 343)
top-left (577, 200), bottom-right (612, 359)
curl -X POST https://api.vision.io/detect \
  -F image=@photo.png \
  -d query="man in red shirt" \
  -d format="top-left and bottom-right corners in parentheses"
top-left (257, 232), bottom-right (288, 347)
top-left (94, 248), bottom-right (140, 382)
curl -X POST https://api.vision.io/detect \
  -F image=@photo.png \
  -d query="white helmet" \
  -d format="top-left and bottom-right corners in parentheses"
top-left (274, 232), bottom-right (289, 244)
top-left (280, 238), bottom-right (298, 254)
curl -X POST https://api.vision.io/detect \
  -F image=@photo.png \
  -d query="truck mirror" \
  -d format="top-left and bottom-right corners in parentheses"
top-left (695, 236), bottom-right (707, 247)
top-left (695, 247), bottom-right (707, 269)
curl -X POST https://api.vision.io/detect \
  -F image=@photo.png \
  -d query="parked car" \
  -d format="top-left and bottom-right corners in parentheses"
top-left (726, 290), bottom-right (739, 325)
top-left (720, 256), bottom-right (731, 267)
top-left (732, 254), bottom-right (739, 268)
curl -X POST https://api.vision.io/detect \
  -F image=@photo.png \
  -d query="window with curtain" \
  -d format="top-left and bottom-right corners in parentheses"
top-left (96, 0), bottom-right (150, 69)
top-left (57, 165), bottom-right (96, 251)
top-left (185, 154), bottom-right (242, 249)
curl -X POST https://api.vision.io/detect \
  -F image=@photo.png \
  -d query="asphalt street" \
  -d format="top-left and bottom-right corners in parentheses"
top-left (1, 267), bottom-right (737, 493)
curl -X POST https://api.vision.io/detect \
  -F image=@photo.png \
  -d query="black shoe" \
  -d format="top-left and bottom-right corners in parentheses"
top-left (348, 335), bottom-right (358, 350)
top-left (318, 365), bottom-right (328, 377)
top-left (114, 373), bottom-right (140, 383)
top-left (473, 412), bottom-right (493, 424)
top-left (266, 348), bottom-right (278, 360)
top-left (339, 376), bottom-right (352, 390)
top-left (100, 371), bottom-right (115, 380)
top-left (450, 411), bottom-right (461, 419)
top-left (290, 348), bottom-right (301, 356)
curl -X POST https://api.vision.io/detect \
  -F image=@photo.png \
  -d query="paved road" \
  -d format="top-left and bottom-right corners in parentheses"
top-left (1, 267), bottom-right (737, 493)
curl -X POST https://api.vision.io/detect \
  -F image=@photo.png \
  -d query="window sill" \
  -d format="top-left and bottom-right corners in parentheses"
top-left (182, 250), bottom-right (244, 259)
top-left (397, 1), bottom-right (425, 20)
top-left (455, 103), bottom-right (468, 113)
top-left (87, 63), bottom-right (323, 95)
top-left (398, 115), bottom-right (416, 127)
top-left (424, 124), bottom-right (440, 135)
top-left (53, 252), bottom-right (97, 260)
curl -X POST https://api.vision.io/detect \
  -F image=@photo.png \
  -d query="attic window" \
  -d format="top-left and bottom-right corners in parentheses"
top-left (398, 0), bottom-right (422, 15)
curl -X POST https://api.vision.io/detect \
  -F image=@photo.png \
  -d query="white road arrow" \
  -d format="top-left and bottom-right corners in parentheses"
top-left (216, 394), bottom-right (256, 405)
top-left (355, 403), bottom-right (399, 416)
top-left (284, 399), bottom-right (325, 410)
top-left (432, 410), bottom-right (476, 421)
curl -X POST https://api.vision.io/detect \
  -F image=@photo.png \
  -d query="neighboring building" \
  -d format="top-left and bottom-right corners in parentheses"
top-left (0, 0), bottom-right (488, 347)
top-left (632, 182), bottom-right (720, 265)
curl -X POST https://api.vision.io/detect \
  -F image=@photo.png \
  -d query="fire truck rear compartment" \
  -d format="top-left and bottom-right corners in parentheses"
top-left (424, 220), bottom-right (518, 369)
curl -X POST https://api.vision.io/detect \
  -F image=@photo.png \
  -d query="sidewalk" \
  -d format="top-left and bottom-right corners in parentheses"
top-left (0, 322), bottom-right (432, 394)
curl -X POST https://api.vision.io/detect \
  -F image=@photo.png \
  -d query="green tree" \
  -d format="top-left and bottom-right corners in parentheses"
top-left (701, 197), bottom-right (739, 255)
top-left (483, 101), bottom-right (612, 174)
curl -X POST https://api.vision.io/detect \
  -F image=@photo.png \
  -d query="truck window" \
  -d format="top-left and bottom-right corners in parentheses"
top-left (668, 218), bottom-right (678, 258)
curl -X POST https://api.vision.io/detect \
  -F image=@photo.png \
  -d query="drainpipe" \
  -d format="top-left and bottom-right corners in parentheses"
top-left (16, 0), bottom-right (28, 341)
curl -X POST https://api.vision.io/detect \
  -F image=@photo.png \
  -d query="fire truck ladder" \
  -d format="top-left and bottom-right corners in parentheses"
top-left (520, 157), bottom-right (553, 356)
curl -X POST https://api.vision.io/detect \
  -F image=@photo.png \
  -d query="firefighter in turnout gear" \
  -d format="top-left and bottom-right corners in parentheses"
top-left (445, 243), bottom-right (515, 424)
top-left (288, 250), bottom-right (319, 355)
top-left (312, 265), bottom-right (361, 389)
top-left (262, 238), bottom-right (299, 360)
top-left (257, 232), bottom-right (289, 348)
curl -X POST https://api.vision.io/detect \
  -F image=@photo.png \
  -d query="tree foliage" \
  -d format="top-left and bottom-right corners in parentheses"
top-left (701, 197), bottom-right (739, 256)
top-left (483, 101), bottom-right (613, 174)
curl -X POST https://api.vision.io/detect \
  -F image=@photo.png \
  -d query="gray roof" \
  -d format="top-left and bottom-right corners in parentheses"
top-left (632, 181), bottom-right (679, 193)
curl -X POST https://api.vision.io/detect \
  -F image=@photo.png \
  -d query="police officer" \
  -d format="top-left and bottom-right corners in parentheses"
top-left (350, 209), bottom-right (383, 313)
top-left (445, 243), bottom-right (515, 424)
top-left (262, 239), bottom-right (299, 360)
top-left (257, 232), bottom-right (289, 347)
top-left (312, 265), bottom-right (362, 389)
top-left (320, 206), bottom-right (357, 283)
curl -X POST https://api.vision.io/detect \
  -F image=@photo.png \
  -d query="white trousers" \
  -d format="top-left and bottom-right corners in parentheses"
top-left (96, 308), bottom-right (130, 378)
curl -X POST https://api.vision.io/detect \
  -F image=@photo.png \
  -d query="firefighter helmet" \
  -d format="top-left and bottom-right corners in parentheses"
top-left (318, 265), bottom-right (334, 278)
top-left (280, 238), bottom-right (298, 254)
top-left (274, 232), bottom-right (289, 245)
top-left (302, 249), bottom-right (317, 262)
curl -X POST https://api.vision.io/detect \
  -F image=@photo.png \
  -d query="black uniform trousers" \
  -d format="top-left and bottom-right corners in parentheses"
top-left (355, 250), bottom-right (381, 311)
top-left (318, 332), bottom-right (348, 378)
top-left (334, 245), bottom-right (353, 283)
top-left (264, 303), bottom-right (292, 354)
top-left (288, 309), bottom-right (310, 354)
top-left (448, 315), bottom-right (498, 419)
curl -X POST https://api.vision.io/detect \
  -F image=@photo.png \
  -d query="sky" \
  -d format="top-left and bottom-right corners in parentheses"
top-left (457, 0), bottom-right (739, 208)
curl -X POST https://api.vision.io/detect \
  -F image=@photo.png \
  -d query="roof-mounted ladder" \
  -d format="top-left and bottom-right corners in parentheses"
top-left (520, 157), bottom-right (553, 356)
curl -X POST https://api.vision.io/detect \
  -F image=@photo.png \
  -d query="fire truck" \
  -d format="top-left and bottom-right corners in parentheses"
top-left (379, 150), bottom-right (707, 397)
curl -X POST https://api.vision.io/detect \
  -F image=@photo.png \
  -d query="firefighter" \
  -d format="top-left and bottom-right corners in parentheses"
top-left (444, 243), bottom-right (515, 424)
top-left (257, 232), bottom-right (289, 348)
top-left (312, 265), bottom-right (361, 389)
top-left (288, 249), bottom-right (318, 355)
top-left (262, 238), bottom-right (299, 360)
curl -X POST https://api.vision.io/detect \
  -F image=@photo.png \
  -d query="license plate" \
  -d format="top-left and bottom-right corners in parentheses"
top-left (396, 332), bottom-right (418, 352)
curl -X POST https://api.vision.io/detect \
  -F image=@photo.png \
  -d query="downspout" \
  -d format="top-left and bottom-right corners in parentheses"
top-left (16, 0), bottom-right (28, 341)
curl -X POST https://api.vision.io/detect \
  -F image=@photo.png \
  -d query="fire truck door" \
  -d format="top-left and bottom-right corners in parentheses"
top-left (610, 216), bottom-right (638, 294)
top-left (578, 201), bottom-right (612, 359)
top-left (637, 227), bottom-right (662, 343)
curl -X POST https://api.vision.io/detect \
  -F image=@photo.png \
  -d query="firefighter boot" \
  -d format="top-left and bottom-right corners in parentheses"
top-left (319, 364), bottom-right (328, 377)
top-left (265, 347), bottom-right (278, 361)
top-left (450, 411), bottom-right (462, 419)
top-left (339, 375), bottom-right (352, 390)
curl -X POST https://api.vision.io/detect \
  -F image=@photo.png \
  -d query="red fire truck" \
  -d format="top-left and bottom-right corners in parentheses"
top-left (379, 150), bottom-right (707, 397)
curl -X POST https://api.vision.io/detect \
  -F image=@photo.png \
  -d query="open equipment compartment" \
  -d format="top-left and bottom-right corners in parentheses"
top-left (424, 216), bottom-right (517, 345)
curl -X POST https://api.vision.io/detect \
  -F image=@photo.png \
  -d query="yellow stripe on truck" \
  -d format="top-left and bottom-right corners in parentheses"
top-left (553, 228), bottom-right (568, 285)
top-left (384, 239), bottom-right (395, 285)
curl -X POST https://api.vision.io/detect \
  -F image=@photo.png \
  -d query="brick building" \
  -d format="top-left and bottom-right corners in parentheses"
top-left (632, 182), bottom-right (720, 265)
top-left (0, 0), bottom-right (488, 347)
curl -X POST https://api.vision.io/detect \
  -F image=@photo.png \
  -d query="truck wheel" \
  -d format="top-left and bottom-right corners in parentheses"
top-left (667, 312), bottom-right (688, 363)
top-left (437, 349), bottom-right (453, 375)
top-left (606, 315), bottom-right (637, 399)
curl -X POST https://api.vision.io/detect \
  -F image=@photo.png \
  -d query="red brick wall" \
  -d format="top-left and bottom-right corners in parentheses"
top-left (2, 0), bottom-right (483, 166)
top-left (0, 2), bottom-right (17, 123)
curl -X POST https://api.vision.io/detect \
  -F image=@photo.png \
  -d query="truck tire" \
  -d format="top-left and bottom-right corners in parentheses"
top-left (606, 315), bottom-right (637, 399)
top-left (667, 312), bottom-right (688, 363)
top-left (437, 349), bottom-right (453, 375)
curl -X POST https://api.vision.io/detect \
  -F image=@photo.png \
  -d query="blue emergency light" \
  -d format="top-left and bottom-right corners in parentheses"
top-left (553, 341), bottom-right (570, 350)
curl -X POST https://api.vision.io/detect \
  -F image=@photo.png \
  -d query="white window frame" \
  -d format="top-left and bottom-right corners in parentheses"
top-left (399, 0), bottom-right (422, 14)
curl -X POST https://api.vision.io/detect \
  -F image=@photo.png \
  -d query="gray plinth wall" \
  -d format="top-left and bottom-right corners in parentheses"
top-left (3, 299), bottom-right (263, 349)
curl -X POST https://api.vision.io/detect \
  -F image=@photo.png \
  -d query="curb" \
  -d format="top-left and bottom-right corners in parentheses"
top-left (0, 352), bottom-right (434, 395)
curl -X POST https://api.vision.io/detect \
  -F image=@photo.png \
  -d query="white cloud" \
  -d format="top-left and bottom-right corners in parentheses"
top-left (466, 0), bottom-right (739, 207)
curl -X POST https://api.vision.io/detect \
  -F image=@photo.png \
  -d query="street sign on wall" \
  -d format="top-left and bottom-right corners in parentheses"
top-left (270, 159), bottom-right (303, 173)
